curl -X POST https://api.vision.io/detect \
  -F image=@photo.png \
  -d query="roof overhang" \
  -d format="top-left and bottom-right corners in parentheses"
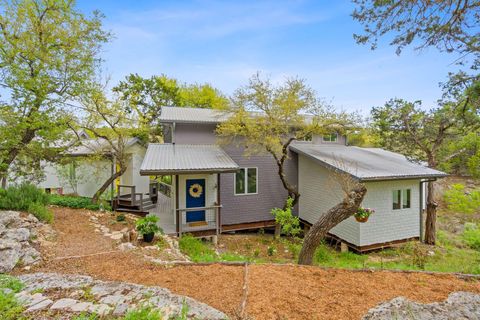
top-left (290, 143), bottom-right (448, 182)
top-left (140, 143), bottom-right (239, 176)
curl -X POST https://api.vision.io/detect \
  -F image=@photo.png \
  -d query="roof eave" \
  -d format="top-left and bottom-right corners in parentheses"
top-left (140, 167), bottom-right (239, 176)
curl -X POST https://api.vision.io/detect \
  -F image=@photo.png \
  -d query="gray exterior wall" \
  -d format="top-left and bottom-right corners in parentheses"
top-left (220, 145), bottom-right (298, 226)
top-left (298, 154), bottom-right (420, 247)
top-left (172, 122), bottom-right (298, 226)
top-left (173, 123), bottom-right (217, 144)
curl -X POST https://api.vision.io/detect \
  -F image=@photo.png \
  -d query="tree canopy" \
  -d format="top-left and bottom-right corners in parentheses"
top-left (0, 0), bottom-right (110, 186)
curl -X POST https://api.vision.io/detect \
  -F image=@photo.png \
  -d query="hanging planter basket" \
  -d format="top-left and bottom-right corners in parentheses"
top-left (354, 207), bottom-right (375, 223)
top-left (355, 215), bottom-right (369, 223)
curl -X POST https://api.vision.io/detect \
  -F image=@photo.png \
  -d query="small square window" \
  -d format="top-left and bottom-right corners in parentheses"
top-left (235, 168), bottom-right (258, 195)
top-left (323, 133), bottom-right (338, 142)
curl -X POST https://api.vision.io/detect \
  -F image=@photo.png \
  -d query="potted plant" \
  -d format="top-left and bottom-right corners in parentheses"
top-left (136, 215), bottom-right (160, 242)
top-left (354, 207), bottom-right (375, 223)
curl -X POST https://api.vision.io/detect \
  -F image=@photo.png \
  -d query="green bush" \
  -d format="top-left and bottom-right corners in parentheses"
top-left (124, 304), bottom-right (164, 320)
top-left (0, 183), bottom-right (49, 211)
top-left (463, 223), bottom-right (480, 250)
top-left (271, 197), bottom-right (301, 237)
top-left (443, 184), bottom-right (480, 214)
top-left (48, 194), bottom-right (111, 211)
top-left (0, 183), bottom-right (52, 223)
top-left (0, 291), bottom-right (26, 320)
top-left (0, 275), bottom-right (24, 293)
top-left (178, 234), bottom-right (217, 262)
top-left (27, 202), bottom-right (53, 224)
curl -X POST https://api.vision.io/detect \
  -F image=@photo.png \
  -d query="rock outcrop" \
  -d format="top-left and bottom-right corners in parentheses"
top-left (17, 273), bottom-right (226, 319)
top-left (0, 210), bottom-right (51, 272)
top-left (363, 291), bottom-right (480, 320)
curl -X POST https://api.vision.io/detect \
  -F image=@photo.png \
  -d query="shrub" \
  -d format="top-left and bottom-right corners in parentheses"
top-left (271, 197), bottom-right (301, 237)
top-left (267, 245), bottom-right (277, 256)
top-left (27, 202), bottom-right (53, 223)
top-left (0, 291), bottom-right (26, 320)
top-left (0, 183), bottom-right (49, 211)
top-left (463, 223), bottom-right (480, 250)
top-left (48, 194), bottom-right (111, 211)
top-left (0, 275), bottom-right (24, 293)
top-left (443, 184), bottom-right (480, 214)
top-left (179, 234), bottom-right (217, 262)
top-left (116, 213), bottom-right (126, 222)
top-left (136, 215), bottom-right (161, 236)
top-left (124, 304), bottom-right (163, 320)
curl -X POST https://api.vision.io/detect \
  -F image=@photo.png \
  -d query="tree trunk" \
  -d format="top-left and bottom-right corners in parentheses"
top-left (424, 181), bottom-right (437, 245)
top-left (92, 165), bottom-right (127, 204)
top-left (298, 184), bottom-right (367, 265)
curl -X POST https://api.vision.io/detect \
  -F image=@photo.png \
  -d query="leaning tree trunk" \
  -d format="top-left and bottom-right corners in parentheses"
top-left (92, 166), bottom-right (127, 204)
top-left (424, 181), bottom-right (437, 245)
top-left (298, 184), bottom-right (367, 265)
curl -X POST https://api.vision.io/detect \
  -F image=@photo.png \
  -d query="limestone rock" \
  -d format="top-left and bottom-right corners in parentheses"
top-left (50, 298), bottom-right (78, 310)
top-left (363, 291), bottom-right (480, 320)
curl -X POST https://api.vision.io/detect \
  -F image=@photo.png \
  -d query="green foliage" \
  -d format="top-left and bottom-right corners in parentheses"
top-left (439, 133), bottom-right (480, 177)
top-left (136, 215), bottom-right (161, 236)
top-left (0, 0), bottom-right (110, 182)
top-left (71, 313), bottom-right (98, 320)
top-left (48, 194), bottom-right (111, 211)
top-left (267, 245), bottom-right (277, 256)
top-left (27, 202), bottom-right (53, 224)
top-left (124, 304), bottom-right (163, 320)
top-left (354, 207), bottom-right (375, 219)
top-left (0, 291), bottom-right (26, 320)
top-left (0, 183), bottom-right (52, 222)
top-left (443, 184), bottom-right (480, 214)
top-left (271, 198), bottom-right (301, 237)
top-left (178, 234), bottom-right (217, 262)
top-left (463, 223), bottom-right (480, 250)
top-left (0, 275), bottom-right (24, 293)
top-left (0, 184), bottom-right (49, 211)
top-left (116, 213), bottom-right (126, 222)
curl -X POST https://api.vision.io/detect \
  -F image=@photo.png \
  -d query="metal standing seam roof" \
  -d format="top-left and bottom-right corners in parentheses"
top-left (159, 106), bottom-right (232, 124)
top-left (290, 143), bottom-right (447, 181)
top-left (140, 144), bottom-right (239, 175)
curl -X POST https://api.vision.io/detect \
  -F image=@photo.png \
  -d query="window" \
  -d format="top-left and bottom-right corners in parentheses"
top-left (235, 168), bottom-right (257, 195)
top-left (323, 133), bottom-right (338, 142)
top-left (392, 189), bottom-right (411, 210)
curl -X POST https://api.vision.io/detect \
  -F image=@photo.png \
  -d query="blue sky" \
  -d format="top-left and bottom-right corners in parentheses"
top-left (78, 0), bottom-right (463, 113)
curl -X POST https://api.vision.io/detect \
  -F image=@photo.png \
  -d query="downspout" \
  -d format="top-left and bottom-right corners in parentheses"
top-left (172, 122), bottom-right (176, 145)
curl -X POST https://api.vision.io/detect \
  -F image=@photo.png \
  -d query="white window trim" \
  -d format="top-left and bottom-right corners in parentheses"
top-left (323, 133), bottom-right (338, 142)
top-left (234, 167), bottom-right (258, 196)
top-left (392, 188), bottom-right (411, 210)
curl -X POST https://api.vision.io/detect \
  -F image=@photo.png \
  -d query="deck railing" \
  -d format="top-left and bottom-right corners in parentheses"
top-left (115, 185), bottom-right (144, 211)
top-left (176, 205), bottom-right (221, 236)
top-left (158, 181), bottom-right (172, 198)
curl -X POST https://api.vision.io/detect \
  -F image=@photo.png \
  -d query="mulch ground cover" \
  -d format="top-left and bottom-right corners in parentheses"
top-left (15, 207), bottom-right (480, 320)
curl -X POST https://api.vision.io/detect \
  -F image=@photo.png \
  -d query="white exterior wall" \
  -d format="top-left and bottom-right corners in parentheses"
top-left (298, 155), bottom-right (360, 245)
top-left (178, 173), bottom-right (218, 224)
top-left (360, 179), bottom-right (420, 246)
top-left (298, 154), bottom-right (421, 247)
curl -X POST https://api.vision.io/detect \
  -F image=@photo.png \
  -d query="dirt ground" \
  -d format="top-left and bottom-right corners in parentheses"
top-left (17, 207), bottom-right (480, 320)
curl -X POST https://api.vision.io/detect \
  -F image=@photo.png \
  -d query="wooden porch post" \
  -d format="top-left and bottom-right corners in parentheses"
top-left (175, 175), bottom-right (180, 236)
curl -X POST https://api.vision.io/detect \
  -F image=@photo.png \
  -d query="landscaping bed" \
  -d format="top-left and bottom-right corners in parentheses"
top-left (8, 206), bottom-right (479, 320)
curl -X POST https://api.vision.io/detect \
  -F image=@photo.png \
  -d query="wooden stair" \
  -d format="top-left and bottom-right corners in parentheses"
top-left (113, 183), bottom-right (159, 216)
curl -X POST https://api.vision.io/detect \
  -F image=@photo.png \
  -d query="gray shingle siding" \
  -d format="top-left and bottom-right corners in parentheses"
top-left (220, 145), bottom-right (298, 225)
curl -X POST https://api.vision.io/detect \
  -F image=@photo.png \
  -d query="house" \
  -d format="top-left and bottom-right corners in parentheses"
top-left (139, 106), bottom-right (447, 251)
top-left (36, 134), bottom-right (151, 206)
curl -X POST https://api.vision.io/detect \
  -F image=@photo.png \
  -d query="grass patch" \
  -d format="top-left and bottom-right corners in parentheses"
top-left (0, 275), bottom-right (24, 293)
top-left (462, 223), bottom-right (480, 250)
top-left (124, 304), bottom-right (164, 320)
top-left (179, 234), bottom-right (217, 262)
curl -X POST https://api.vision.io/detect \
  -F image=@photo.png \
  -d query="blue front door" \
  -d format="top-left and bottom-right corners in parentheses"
top-left (185, 179), bottom-right (206, 222)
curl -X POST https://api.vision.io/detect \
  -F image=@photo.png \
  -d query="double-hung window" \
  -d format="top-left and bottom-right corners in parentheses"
top-left (323, 133), bottom-right (338, 142)
top-left (392, 189), bottom-right (411, 210)
top-left (235, 168), bottom-right (257, 195)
